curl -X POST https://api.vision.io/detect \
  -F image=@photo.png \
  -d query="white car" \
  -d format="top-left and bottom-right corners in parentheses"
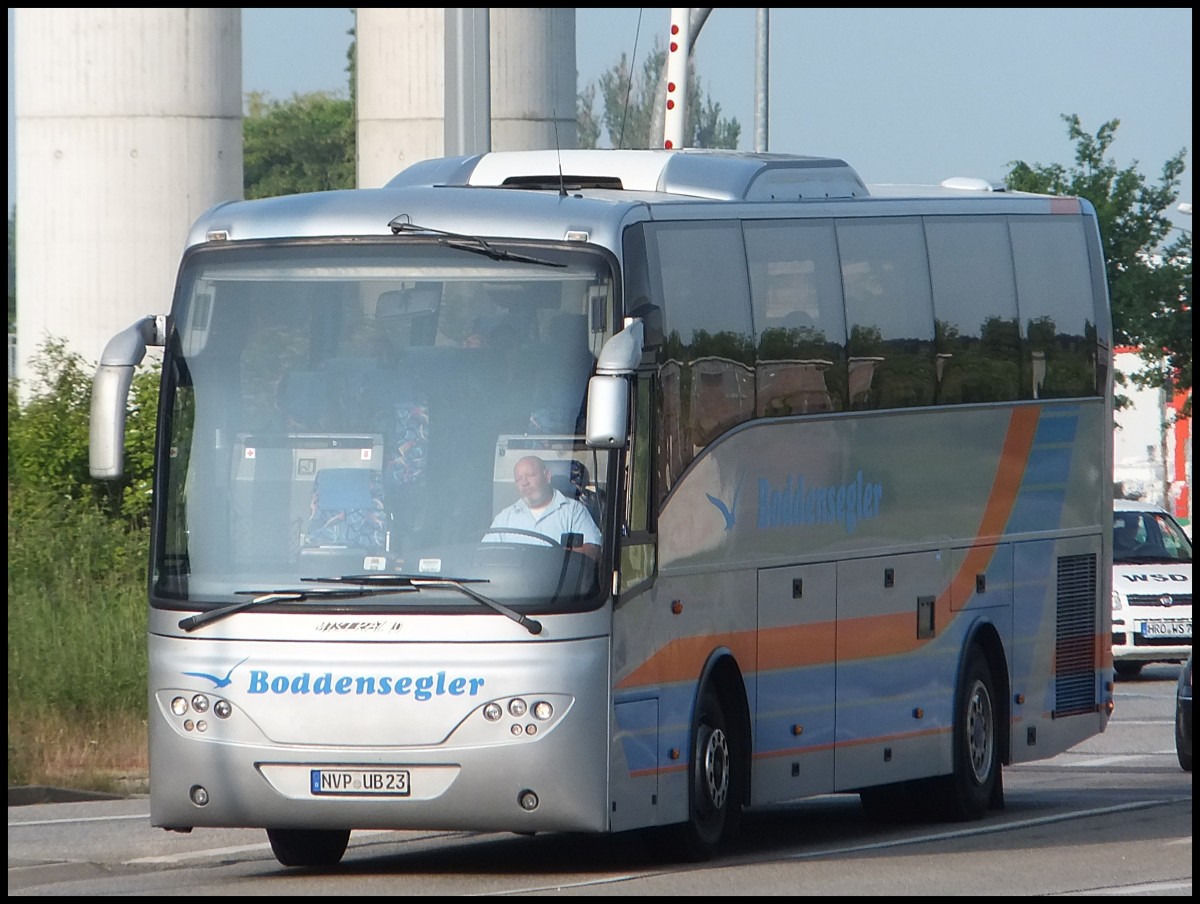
top-left (1111, 499), bottom-right (1193, 677)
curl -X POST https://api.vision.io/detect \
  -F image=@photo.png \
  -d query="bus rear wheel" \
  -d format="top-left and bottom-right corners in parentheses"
top-left (267, 828), bottom-right (350, 867)
top-left (931, 646), bottom-right (1000, 821)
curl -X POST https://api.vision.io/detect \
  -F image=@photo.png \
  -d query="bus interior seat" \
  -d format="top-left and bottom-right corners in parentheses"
top-left (545, 458), bottom-right (602, 526)
top-left (303, 467), bottom-right (387, 552)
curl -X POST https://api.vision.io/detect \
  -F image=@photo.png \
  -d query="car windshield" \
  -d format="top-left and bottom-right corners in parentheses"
top-left (154, 238), bottom-right (617, 614)
top-left (1112, 508), bottom-right (1193, 565)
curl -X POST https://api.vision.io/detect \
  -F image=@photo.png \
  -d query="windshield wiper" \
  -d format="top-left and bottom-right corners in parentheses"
top-left (306, 574), bottom-right (543, 636)
top-left (388, 218), bottom-right (565, 268)
top-left (179, 586), bottom-right (417, 633)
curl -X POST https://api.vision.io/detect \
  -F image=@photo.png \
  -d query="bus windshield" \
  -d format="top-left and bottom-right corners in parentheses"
top-left (156, 239), bottom-right (617, 613)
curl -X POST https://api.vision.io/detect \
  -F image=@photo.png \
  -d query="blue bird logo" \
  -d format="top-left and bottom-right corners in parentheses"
top-left (183, 657), bottom-right (249, 689)
top-left (705, 475), bottom-right (743, 531)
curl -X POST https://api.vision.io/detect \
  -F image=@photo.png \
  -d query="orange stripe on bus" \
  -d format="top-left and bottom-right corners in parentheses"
top-left (931, 404), bottom-right (1040, 630)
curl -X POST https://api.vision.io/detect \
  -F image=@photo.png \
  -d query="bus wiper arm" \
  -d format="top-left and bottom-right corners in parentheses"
top-left (179, 586), bottom-right (417, 633)
top-left (307, 574), bottom-right (543, 636)
top-left (388, 219), bottom-right (565, 268)
top-left (440, 238), bottom-right (566, 267)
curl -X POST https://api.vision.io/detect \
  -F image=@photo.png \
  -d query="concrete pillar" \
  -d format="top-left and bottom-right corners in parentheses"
top-left (14, 8), bottom-right (242, 388)
top-left (356, 8), bottom-right (577, 189)
top-left (489, 9), bottom-right (577, 153)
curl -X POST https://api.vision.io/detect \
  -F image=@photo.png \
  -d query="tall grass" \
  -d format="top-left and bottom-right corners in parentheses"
top-left (8, 340), bottom-right (157, 790)
top-left (7, 486), bottom-right (151, 788)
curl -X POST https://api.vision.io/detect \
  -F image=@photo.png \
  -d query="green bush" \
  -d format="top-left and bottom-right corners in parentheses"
top-left (8, 338), bottom-right (160, 784)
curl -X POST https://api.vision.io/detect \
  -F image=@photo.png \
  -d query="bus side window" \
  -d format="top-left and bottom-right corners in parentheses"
top-left (925, 216), bottom-right (1021, 404)
top-left (838, 217), bottom-right (937, 410)
top-left (745, 219), bottom-right (847, 416)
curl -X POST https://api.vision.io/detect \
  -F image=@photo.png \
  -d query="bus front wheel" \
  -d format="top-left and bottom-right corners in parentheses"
top-left (672, 684), bottom-right (741, 861)
top-left (267, 828), bottom-right (350, 867)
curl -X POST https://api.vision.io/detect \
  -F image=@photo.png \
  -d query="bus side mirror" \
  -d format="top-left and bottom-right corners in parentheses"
top-left (585, 319), bottom-right (643, 448)
top-left (90, 315), bottom-right (165, 479)
top-left (585, 374), bottom-right (629, 448)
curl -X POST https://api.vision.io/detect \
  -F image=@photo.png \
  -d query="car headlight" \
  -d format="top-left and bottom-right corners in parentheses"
top-left (1111, 590), bottom-right (1123, 611)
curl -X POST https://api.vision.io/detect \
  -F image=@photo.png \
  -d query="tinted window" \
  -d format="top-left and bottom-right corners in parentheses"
top-left (745, 219), bottom-right (847, 415)
top-left (926, 217), bottom-right (1022, 403)
top-left (1011, 217), bottom-right (1100, 398)
top-left (837, 218), bottom-right (936, 409)
top-left (644, 221), bottom-right (754, 489)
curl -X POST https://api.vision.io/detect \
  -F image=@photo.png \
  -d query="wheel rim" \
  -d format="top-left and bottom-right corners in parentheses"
top-left (965, 677), bottom-right (995, 784)
top-left (702, 725), bottom-right (730, 811)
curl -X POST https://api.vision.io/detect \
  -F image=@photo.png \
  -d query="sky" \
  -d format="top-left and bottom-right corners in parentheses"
top-left (7, 8), bottom-right (1194, 231)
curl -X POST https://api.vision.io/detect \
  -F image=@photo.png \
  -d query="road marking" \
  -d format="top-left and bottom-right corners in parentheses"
top-left (9, 813), bottom-right (149, 828)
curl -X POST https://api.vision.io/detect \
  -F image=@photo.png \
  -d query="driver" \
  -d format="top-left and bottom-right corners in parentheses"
top-left (488, 455), bottom-right (601, 559)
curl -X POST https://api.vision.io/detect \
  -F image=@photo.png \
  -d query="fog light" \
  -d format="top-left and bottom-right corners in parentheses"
top-left (183, 719), bottom-right (195, 732)
top-left (510, 724), bottom-right (523, 736)
top-left (518, 790), bottom-right (539, 811)
top-left (171, 696), bottom-right (189, 716)
top-left (191, 694), bottom-right (209, 713)
top-left (190, 785), bottom-right (209, 806)
top-left (213, 699), bottom-right (232, 719)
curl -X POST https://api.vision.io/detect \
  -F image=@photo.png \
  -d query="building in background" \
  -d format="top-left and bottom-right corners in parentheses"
top-left (1113, 347), bottom-right (1192, 531)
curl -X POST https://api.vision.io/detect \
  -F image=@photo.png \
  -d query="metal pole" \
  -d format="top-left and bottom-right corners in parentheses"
top-left (754, 9), bottom-right (769, 152)
top-left (444, 8), bottom-right (491, 156)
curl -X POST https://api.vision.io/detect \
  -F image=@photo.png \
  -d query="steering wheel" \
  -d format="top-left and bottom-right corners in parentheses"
top-left (480, 527), bottom-right (561, 547)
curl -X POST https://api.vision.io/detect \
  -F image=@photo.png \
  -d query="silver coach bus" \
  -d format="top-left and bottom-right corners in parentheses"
top-left (91, 149), bottom-right (1113, 867)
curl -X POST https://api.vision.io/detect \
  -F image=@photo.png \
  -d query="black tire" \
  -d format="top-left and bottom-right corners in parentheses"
top-left (267, 828), bottom-right (350, 867)
top-left (930, 646), bottom-right (1000, 821)
top-left (1114, 661), bottom-right (1144, 678)
top-left (672, 684), bottom-right (741, 861)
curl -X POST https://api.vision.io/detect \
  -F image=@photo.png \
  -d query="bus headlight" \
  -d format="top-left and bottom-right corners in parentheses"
top-left (532, 701), bottom-right (554, 720)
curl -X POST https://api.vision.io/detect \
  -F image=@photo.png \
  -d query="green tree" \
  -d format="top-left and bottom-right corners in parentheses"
top-left (8, 338), bottom-right (157, 522)
top-left (578, 41), bottom-right (741, 150)
top-left (243, 91), bottom-right (357, 199)
top-left (1006, 115), bottom-right (1191, 411)
top-left (242, 11), bottom-right (358, 200)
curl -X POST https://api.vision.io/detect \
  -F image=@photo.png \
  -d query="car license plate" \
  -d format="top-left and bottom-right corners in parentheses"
top-left (311, 768), bottom-right (410, 796)
top-left (1141, 619), bottom-right (1192, 639)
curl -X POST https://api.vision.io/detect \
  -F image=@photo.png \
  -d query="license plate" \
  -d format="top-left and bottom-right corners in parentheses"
top-left (1141, 619), bottom-right (1192, 639)
top-left (310, 768), bottom-right (410, 796)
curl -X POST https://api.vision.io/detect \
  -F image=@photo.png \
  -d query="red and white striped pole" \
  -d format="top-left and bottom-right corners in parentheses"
top-left (663, 8), bottom-right (690, 149)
